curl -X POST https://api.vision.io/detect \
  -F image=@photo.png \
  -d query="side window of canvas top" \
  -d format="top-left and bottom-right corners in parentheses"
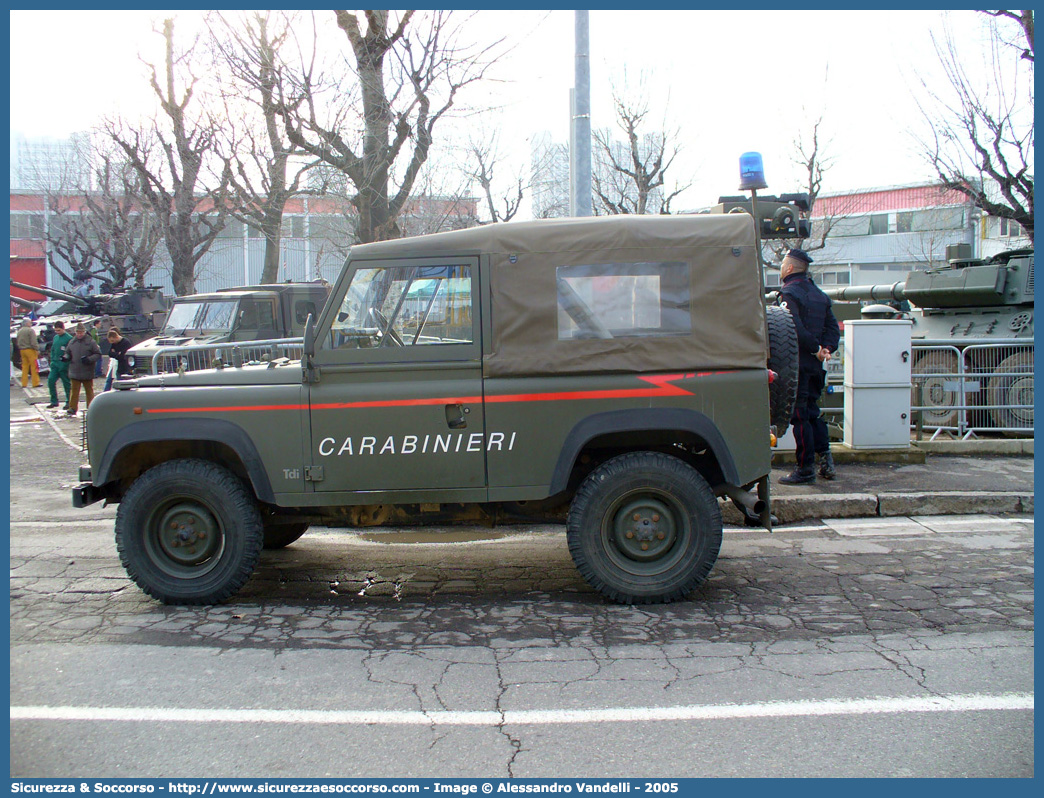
top-left (556, 261), bottom-right (691, 341)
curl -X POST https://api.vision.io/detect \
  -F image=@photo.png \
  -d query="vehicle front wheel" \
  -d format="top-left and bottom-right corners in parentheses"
top-left (567, 451), bottom-right (723, 604)
top-left (115, 459), bottom-right (263, 604)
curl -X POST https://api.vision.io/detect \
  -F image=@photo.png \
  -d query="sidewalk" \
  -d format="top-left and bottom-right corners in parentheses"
top-left (12, 382), bottom-right (1034, 526)
top-left (760, 444), bottom-right (1034, 525)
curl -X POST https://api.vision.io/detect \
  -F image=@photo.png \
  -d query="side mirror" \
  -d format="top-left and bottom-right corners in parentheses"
top-left (303, 313), bottom-right (315, 357)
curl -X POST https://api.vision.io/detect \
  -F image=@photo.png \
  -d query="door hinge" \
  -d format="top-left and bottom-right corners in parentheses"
top-left (304, 466), bottom-right (324, 482)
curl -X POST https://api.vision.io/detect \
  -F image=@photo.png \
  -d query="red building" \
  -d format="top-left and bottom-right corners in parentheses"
top-left (10, 192), bottom-right (48, 311)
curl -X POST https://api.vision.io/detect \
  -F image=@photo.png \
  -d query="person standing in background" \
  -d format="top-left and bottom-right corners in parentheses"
top-left (777, 248), bottom-right (840, 484)
top-left (90, 318), bottom-right (106, 377)
top-left (46, 321), bottom-right (72, 408)
top-left (103, 327), bottom-right (133, 391)
top-left (16, 318), bottom-right (40, 388)
top-left (65, 323), bottom-right (101, 416)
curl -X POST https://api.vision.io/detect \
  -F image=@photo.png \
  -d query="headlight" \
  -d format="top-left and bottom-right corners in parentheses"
top-left (126, 355), bottom-right (136, 368)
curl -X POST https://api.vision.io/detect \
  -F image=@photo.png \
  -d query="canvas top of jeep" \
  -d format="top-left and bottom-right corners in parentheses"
top-left (74, 213), bottom-right (797, 607)
top-left (343, 213), bottom-right (767, 376)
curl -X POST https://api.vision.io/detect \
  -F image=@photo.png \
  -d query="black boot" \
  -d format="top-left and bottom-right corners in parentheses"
top-left (817, 451), bottom-right (836, 481)
top-left (779, 466), bottom-right (816, 485)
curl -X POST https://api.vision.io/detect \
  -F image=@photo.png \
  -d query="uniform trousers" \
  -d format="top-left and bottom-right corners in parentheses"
top-left (790, 367), bottom-right (830, 469)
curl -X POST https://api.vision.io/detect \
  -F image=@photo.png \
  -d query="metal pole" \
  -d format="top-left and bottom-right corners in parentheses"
top-left (750, 189), bottom-right (765, 280)
top-left (572, 10), bottom-right (592, 217)
top-left (304, 196), bottom-right (312, 281)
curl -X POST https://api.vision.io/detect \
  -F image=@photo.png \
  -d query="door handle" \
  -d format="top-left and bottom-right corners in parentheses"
top-left (445, 403), bottom-right (469, 429)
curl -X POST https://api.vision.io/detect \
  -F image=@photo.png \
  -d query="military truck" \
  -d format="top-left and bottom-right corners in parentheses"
top-left (126, 282), bottom-right (330, 375)
top-left (72, 215), bottom-right (798, 605)
top-left (825, 246), bottom-right (1033, 432)
top-left (10, 280), bottom-right (169, 373)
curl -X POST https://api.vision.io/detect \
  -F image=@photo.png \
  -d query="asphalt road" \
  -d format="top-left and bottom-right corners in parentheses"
top-left (9, 394), bottom-right (1035, 778)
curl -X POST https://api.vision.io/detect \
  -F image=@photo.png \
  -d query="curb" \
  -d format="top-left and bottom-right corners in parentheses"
top-left (722, 491), bottom-right (1034, 526)
top-left (773, 447), bottom-right (926, 466)
top-left (914, 439), bottom-right (1034, 456)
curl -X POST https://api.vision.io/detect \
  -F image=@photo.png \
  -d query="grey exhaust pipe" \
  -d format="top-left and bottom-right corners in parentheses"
top-left (722, 485), bottom-right (766, 516)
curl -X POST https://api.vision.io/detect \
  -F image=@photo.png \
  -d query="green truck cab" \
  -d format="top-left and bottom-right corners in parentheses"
top-left (126, 282), bottom-right (329, 374)
top-left (73, 215), bottom-right (797, 605)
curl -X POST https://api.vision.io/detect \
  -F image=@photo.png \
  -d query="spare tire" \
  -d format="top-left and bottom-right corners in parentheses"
top-left (766, 305), bottom-right (799, 436)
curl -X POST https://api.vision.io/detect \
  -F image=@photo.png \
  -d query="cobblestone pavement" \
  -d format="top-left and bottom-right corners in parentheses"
top-left (10, 517), bottom-right (1034, 652)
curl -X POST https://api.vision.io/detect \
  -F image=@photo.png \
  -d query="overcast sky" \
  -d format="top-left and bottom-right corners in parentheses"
top-left (9, 9), bottom-right (994, 215)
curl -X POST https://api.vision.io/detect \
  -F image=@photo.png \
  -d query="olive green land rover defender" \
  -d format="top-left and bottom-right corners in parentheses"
top-left (73, 214), bottom-right (798, 605)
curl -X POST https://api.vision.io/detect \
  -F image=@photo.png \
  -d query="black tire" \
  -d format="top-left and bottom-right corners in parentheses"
top-left (263, 520), bottom-right (309, 550)
top-left (987, 350), bottom-right (1033, 435)
top-left (912, 350), bottom-right (959, 429)
top-left (567, 451), bottom-right (723, 604)
top-left (115, 459), bottom-right (263, 604)
top-left (766, 305), bottom-right (799, 436)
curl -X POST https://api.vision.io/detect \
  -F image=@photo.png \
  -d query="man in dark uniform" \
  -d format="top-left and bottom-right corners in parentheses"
top-left (778, 248), bottom-right (840, 484)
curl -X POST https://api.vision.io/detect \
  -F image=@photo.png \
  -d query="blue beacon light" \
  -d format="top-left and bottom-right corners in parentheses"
top-left (739, 151), bottom-right (768, 190)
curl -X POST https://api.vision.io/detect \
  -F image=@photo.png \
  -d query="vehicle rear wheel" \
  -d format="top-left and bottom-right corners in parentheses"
top-left (262, 519), bottom-right (309, 550)
top-left (766, 305), bottom-right (799, 436)
top-left (912, 351), bottom-right (959, 429)
top-left (567, 451), bottom-right (722, 604)
top-left (987, 351), bottom-right (1033, 434)
top-left (115, 459), bottom-right (263, 604)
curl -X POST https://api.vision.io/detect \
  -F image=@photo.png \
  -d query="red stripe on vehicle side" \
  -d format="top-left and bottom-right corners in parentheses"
top-left (143, 372), bottom-right (734, 414)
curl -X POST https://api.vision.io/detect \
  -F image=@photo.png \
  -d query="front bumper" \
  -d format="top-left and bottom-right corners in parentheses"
top-left (72, 482), bottom-right (103, 508)
top-left (72, 465), bottom-right (103, 508)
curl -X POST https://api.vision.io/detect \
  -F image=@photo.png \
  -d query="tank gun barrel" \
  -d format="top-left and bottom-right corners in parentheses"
top-left (10, 294), bottom-right (42, 311)
top-left (9, 279), bottom-right (88, 306)
top-left (823, 282), bottom-right (906, 303)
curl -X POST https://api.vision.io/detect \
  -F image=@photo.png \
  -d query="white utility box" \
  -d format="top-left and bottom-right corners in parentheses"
top-left (843, 320), bottom-right (912, 449)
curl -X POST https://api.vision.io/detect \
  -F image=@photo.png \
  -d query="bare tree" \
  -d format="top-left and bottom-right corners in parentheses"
top-left (43, 199), bottom-right (97, 289)
top-left (109, 18), bottom-right (231, 295)
top-left (463, 132), bottom-right (525, 224)
top-left (762, 116), bottom-right (836, 268)
top-left (279, 10), bottom-right (501, 243)
top-left (917, 10), bottom-right (1034, 244)
top-left (45, 151), bottom-right (163, 290)
top-left (593, 84), bottom-right (689, 215)
top-left (208, 11), bottom-right (320, 284)
top-left (982, 9), bottom-right (1034, 62)
top-left (529, 137), bottom-right (570, 219)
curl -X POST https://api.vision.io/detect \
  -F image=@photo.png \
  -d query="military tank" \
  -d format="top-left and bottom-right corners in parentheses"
top-left (10, 280), bottom-right (170, 372)
top-left (824, 246), bottom-right (1033, 434)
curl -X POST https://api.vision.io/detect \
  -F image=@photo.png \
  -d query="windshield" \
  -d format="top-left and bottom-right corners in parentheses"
top-left (162, 299), bottom-right (239, 335)
top-left (37, 299), bottom-right (76, 316)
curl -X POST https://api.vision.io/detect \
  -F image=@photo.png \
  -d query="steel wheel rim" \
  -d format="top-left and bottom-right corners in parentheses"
top-left (999, 373), bottom-right (1034, 426)
top-left (1009, 376), bottom-right (1034, 425)
top-left (914, 352), bottom-right (958, 425)
top-left (603, 489), bottom-right (689, 574)
top-left (144, 496), bottom-right (226, 579)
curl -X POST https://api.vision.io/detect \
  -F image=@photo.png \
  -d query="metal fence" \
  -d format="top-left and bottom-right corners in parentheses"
top-left (148, 338), bottom-right (305, 375)
top-left (911, 339), bottom-right (1034, 439)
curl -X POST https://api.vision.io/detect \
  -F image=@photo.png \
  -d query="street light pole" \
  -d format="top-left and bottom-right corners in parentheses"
top-left (572, 10), bottom-right (592, 217)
